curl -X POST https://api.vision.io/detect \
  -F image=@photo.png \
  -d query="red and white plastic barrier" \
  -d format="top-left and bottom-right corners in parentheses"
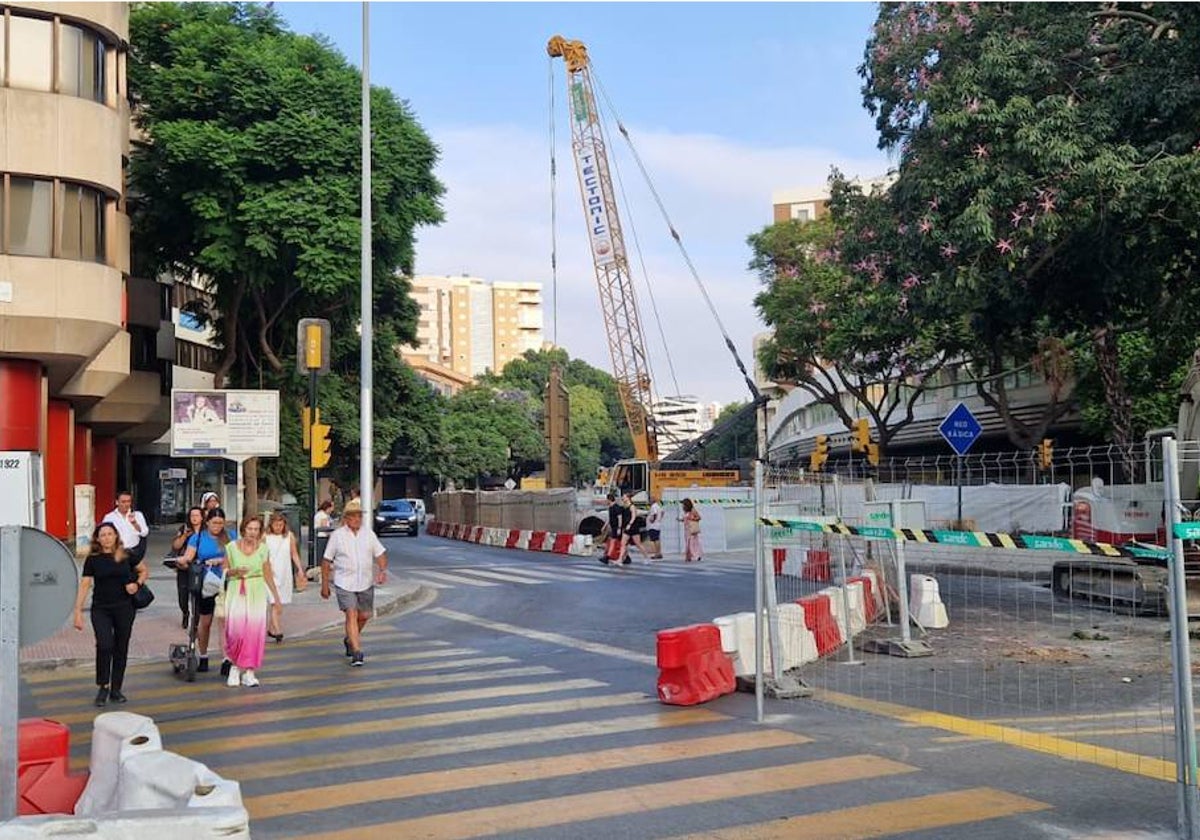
top-left (427, 520), bottom-right (593, 556)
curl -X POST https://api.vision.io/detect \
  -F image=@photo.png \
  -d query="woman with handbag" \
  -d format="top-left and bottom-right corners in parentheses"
top-left (265, 511), bottom-right (306, 643)
top-left (175, 507), bottom-right (233, 674)
top-left (170, 506), bottom-right (205, 629)
top-left (680, 498), bottom-right (703, 562)
top-left (72, 522), bottom-right (149, 706)
top-left (222, 516), bottom-right (281, 687)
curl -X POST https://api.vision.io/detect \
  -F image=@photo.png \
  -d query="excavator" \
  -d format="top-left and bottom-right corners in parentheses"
top-left (548, 35), bottom-right (741, 504)
top-left (1050, 352), bottom-right (1200, 615)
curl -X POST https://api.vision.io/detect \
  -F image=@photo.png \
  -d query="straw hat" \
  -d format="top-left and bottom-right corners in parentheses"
top-left (342, 499), bottom-right (364, 515)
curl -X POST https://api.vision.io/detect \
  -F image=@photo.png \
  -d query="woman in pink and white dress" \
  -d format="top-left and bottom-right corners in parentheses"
top-left (265, 511), bottom-right (306, 643)
top-left (221, 517), bottom-right (281, 687)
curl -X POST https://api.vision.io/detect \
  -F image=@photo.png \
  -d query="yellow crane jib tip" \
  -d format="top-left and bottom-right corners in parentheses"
top-left (547, 35), bottom-right (590, 71)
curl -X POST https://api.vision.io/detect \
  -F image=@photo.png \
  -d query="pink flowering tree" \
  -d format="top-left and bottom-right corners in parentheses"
top-left (860, 2), bottom-right (1200, 458)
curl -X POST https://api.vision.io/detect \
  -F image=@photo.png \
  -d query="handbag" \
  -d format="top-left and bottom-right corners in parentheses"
top-left (131, 583), bottom-right (155, 610)
top-left (686, 518), bottom-right (701, 537)
top-left (201, 567), bottom-right (224, 598)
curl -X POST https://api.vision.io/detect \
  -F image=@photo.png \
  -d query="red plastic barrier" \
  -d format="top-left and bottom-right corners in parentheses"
top-left (505, 529), bottom-right (521, 549)
top-left (848, 576), bottom-right (878, 623)
top-left (772, 547), bottom-right (786, 576)
top-left (551, 532), bottom-right (573, 554)
top-left (801, 548), bottom-right (832, 582)
top-left (798, 594), bottom-right (842, 656)
top-left (528, 531), bottom-right (547, 551)
top-left (10, 719), bottom-right (88, 815)
top-left (472, 526), bottom-right (484, 543)
top-left (656, 624), bottom-right (736, 706)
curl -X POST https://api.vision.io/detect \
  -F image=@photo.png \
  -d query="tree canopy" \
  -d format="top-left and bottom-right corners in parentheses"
top-left (127, 2), bottom-right (445, 498)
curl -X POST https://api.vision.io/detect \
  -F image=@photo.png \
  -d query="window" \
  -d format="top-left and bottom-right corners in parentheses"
top-left (790, 206), bottom-right (812, 222)
top-left (59, 23), bottom-right (105, 102)
top-left (58, 182), bottom-right (106, 262)
top-left (9, 178), bottom-right (53, 257)
top-left (175, 339), bottom-right (219, 373)
top-left (8, 16), bottom-right (53, 92)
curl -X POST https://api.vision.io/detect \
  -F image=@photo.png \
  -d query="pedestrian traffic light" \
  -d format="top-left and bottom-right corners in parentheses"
top-left (809, 434), bottom-right (829, 472)
top-left (850, 418), bottom-right (870, 453)
top-left (1038, 438), bottom-right (1053, 470)
top-left (311, 410), bottom-right (332, 469)
top-left (866, 442), bottom-right (880, 467)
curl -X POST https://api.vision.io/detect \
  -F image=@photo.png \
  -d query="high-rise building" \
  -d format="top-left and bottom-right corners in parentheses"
top-left (405, 275), bottom-right (543, 384)
top-left (652, 395), bottom-right (709, 453)
top-left (0, 3), bottom-right (169, 542)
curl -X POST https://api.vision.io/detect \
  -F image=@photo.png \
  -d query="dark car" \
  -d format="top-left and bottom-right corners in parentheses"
top-left (375, 499), bottom-right (419, 536)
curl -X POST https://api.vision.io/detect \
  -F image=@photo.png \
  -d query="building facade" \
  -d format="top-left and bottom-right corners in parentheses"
top-left (652, 394), bottom-right (716, 453)
top-left (0, 2), bottom-right (169, 543)
top-left (405, 275), bottom-right (544, 386)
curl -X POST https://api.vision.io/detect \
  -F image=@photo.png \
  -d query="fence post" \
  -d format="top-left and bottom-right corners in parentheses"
top-left (753, 457), bottom-right (765, 724)
top-left (834, 475), bottom-right (860, 665)
top-left (1164, 437), bottom-right (1199, 840)
top-left (891, 498), bottom-right (913, 646)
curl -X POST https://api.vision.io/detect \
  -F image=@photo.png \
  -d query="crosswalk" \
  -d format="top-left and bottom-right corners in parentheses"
top-left (24, 617), bottom-right (1053, 838)
top-left (399, 558), bottom-right (753, 590)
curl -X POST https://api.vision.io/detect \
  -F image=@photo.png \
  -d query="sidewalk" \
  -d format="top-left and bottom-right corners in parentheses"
top-left (21, 531), bottom-right (429, 670)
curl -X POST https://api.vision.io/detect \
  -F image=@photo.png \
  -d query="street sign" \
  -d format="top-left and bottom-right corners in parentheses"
top-left (938, 402), bottom-right (982, 456)
top-left (170, 389), bottom-right (280, 458)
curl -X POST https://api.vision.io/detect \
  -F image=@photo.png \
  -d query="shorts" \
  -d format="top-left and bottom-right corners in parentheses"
top-left (335, 585), bottom-right (374, 614)
top-left (196, 594), bottom-right (217, 616)
top-left (646, 529), bottom-right (661, 542)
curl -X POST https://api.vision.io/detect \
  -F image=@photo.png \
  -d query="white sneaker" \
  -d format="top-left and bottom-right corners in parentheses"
top-left (226, 666), bottom-right (240, 687)
top-left (241, 669), bottom-right (259, 687)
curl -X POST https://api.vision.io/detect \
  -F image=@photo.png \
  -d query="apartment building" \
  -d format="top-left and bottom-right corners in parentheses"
top-left (0, 2), bottom-right (170, 542)
top-left (405, 275), bottom-right (544, 388)
top-left (652, 394), bottom-right (716, 453)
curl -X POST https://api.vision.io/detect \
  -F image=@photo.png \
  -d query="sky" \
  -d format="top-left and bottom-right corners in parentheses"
top-left (276, 2), bottom-right (892, 404)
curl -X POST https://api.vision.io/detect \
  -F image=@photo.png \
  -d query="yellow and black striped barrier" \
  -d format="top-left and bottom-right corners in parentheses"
top-left (760, 516), bottom-right (1169, 560)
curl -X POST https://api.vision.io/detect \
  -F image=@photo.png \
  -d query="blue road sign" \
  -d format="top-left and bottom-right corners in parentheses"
top-left (938, 402), bottom-right (982, 456)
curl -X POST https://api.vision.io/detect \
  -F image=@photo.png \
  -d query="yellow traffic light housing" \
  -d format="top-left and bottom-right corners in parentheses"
top-left (1038, 438), bottom-right (1053, 470)
top-left (866, 442), bottom-right (880, 467)
top-left (809, 434), bottom-right (829, 472)
top-left (311, 410), bottom-right (332, 469)
top-left (302, 407), bottom-right (313, 450)
top-left (850, 418), bottom-right (870, 453)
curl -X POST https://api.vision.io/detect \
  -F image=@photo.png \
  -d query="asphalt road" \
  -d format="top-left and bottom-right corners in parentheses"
top-left (24, 533), bottom-right (1180, 838)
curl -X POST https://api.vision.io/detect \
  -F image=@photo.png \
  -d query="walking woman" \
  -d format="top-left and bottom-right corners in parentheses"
top-left (223, 516), bottom-right (281, 687)
top-left (265, 512), bottom-right (306, 643)
top-left (170, 506), bottom-right (205, 628)
top-left (72, 522), bottom-right (148, 706)
top-left (680, 498), bottom-right (703, 562)
top-left (175, 508), bottom-right (233, 673)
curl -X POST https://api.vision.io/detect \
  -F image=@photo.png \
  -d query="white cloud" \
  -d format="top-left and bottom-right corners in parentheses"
top-left (414, 121), bottom-right (887, 404)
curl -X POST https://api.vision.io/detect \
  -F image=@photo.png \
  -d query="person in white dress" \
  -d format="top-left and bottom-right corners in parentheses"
top-left (264, 512), bottom-right (305, 643)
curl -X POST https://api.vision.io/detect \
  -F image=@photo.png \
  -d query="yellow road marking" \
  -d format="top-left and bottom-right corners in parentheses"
top-left (667, 787), bottom-right (1050, 839)
top-left (427, 606), bottom-right (656, 665)
top-left (984, 709), bottom-right (1171, 725)
top-left (221, 709), bottom-right (727, 782)
top-left (297, 756), bottom-right (915, 840)
top-left (44, 665), bottom-right (558, 726)
top-left (816, 689), bottom-right (1177, 782)
top-left (173, 692), bottom-right (651, 758)
top-left (247, 730), bottom-right (809, 820)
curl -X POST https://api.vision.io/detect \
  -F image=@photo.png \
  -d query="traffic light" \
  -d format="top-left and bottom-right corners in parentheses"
top-left (809, 434), bottom-right (829, 472)
top-left (1038, 438), bottom-right (1053, 470)
top-left (302, 406), bottom-right (313, 450)
top-left (866, 442), bottom-right (880, 467)
top-left (850, 418), bottom-right (870, 453)
top-left (311, 410), bottom-right (332, 469)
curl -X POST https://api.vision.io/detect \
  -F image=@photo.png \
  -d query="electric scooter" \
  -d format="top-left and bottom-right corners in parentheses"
top-left (165, 559), bottom-right (204, 682)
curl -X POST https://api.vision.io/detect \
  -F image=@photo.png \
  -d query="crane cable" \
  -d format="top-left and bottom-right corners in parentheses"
top-left (592, 74), bottom-right (763, 405)
top-left (547, 56), bottom-right (559, 347)
top-left (591, 68), bottom-right (682, 401)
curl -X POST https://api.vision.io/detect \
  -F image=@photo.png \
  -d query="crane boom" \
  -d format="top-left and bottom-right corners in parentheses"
top-left (548, 35), bottom-right (659, 463)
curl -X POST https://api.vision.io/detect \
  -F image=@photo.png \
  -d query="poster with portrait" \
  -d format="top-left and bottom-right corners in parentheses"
top-left (170, 389), bottom-right (279, 458)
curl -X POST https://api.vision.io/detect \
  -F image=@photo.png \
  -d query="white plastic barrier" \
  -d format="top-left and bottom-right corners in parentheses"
top-left (569, 534), bottom-right (592, 556)
top-left (514, 531), bottom-right (531, 551)
top-left (819, 587), bottom-right (850, 640)
top-left (0, 807), bottom-right (250, 839)
top-left (712, 615), bottom-right (739, 655)
top-left (910, 574), bottom-right (949, 628)
top-left (117, 750), bottom-right (241, 812)
top-left (840, 581), bottom-right (868, 636)
top-left (75, 713), bottom-right (162, 817)
top-left (781, 548), bottom-right (806, 578)
top-left (776, 602), bottom-right (819, 667)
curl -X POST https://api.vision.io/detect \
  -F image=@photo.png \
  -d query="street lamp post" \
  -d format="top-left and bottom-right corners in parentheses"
top-left (360, 1), bottom-right (374, 525)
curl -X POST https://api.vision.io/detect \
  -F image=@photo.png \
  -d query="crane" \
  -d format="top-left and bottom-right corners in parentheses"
top-left (548, 35), bottom-right (739, 503)
top-left (547, 35), bottom-right (658, 465)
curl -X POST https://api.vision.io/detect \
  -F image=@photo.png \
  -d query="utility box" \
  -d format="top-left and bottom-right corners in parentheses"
top-left (0, 451), bottom-right (45, 529)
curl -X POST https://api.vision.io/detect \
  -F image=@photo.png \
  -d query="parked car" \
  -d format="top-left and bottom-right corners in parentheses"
top-left (405, 498), bottom-right (427, 525)
top-left (375, 499), bottom-right (419, 536)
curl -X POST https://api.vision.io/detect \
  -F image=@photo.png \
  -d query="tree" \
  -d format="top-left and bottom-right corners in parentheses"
top-left (127, 2), bottom-right (444, 503)
top-left (857, 2), bottom-right (1200, 463)
top-left (439, 385), bottom-right (544, 486)
top-left (566, 384), bottom-right (613, 484)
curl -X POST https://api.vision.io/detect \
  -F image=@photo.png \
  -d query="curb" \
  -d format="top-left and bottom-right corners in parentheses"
top-left (20, 581), bottom-right (436, 673)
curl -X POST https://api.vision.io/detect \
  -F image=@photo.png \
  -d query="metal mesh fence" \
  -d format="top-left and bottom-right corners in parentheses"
top-left (760, 462), bottom-right (1184, 788)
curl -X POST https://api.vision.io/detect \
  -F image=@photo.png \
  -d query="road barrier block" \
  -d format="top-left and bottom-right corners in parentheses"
top-left (504, 529), bottom-right (520, 548)
top-left (540, 533), bottom-right (557, 552)
top-left (551, 533), bottom-right (573, 554)
top-left (515, 530), bottom-right (531, 550)
top-left (6, 719), bottom-right (87, 816)
top-left (847, 575), bottom-right (879, 623)
top-left (116, 750), bottom-right (241, 812)
top-left (75, 713), bottom-right (160, 817)
top-left (839, 582), bottom-right (869, 636)
top-left (0, 806), bottom-right (251, 839)
top-left (801, 548), bottom-right (832, 582)
top-left (527, 531), bottom-right (547, 551)
top-left (818, 586), bottom-right (851, 640)
top-left (782, 548), bottom-right (807, 577)
top-left (910, 574), bottom-right (949, 628)
top-left (772, 547), bottom-right (785, 576)
top-left (656, 624), bottom-right (735, 706)
top-left (472, 526), bottom-right (484, 544)
top-left (798, 594), bottom-right (842, 656)
top-left (569, 534), bottom-right (592, 556)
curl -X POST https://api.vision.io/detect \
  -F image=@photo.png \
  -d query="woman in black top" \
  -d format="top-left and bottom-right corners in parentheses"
top-left (72, 522), bottom-right (148, 707)
top-left (170, 506), bottom-right (205, 628)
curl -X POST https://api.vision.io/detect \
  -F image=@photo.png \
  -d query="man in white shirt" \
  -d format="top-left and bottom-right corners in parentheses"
top-left (320, 499), bottom-right (388, 667)
top-left (102, 491), bottom-right (150, 563)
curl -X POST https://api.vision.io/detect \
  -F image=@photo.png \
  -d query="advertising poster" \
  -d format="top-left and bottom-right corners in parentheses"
top-left (170, 389), bottom-right (280, 458)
